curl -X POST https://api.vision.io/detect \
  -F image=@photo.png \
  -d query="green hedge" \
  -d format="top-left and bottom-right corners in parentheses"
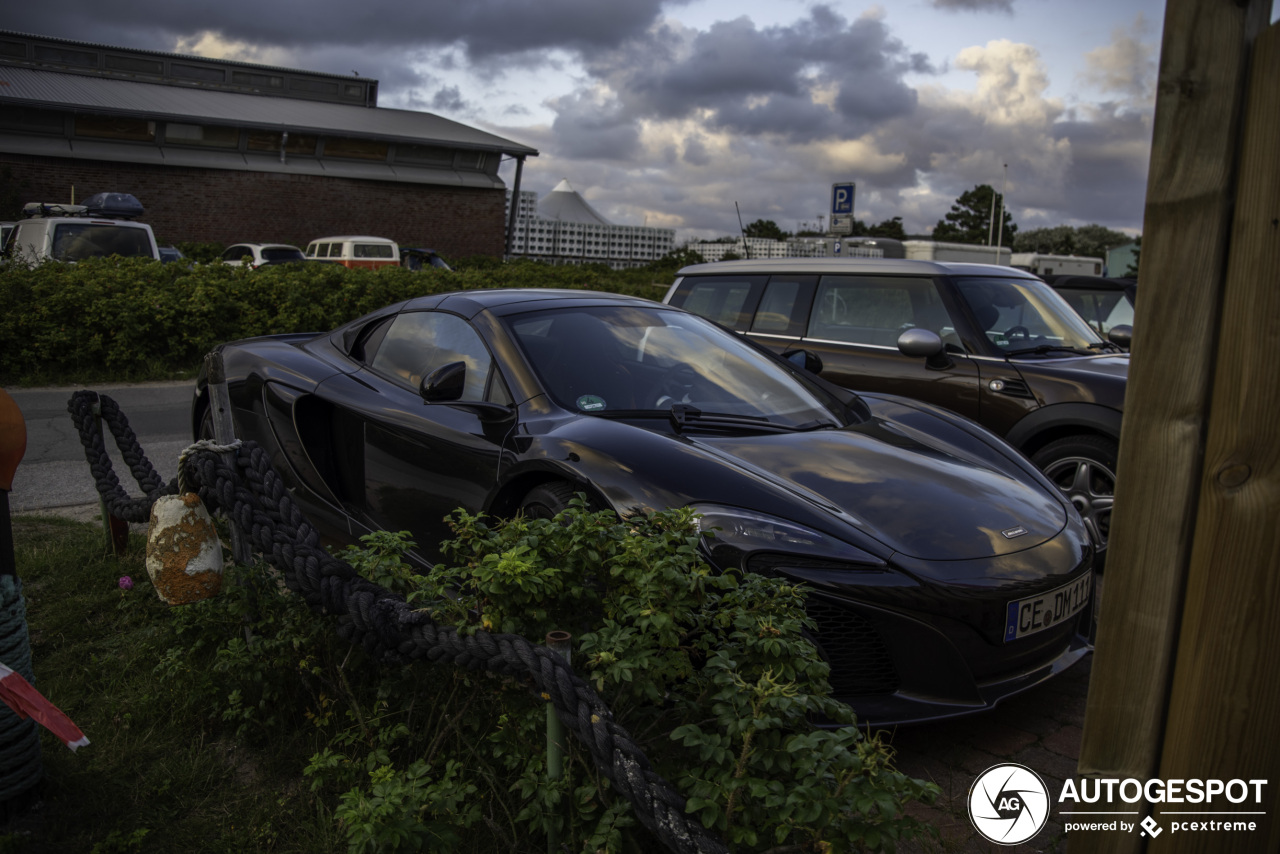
top-left (0, 258), bottom-right (676, 386)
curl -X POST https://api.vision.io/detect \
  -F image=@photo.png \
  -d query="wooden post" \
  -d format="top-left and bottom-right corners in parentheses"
top-left (1153, 20), bottom-right (1280, 853)
top-left (1073, 2), bottom-right (1276, 852)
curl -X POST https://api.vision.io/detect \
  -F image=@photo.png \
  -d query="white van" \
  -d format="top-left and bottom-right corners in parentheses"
top-left (3, 193), bottom-right (160, 264)
top-left (1010, 253), bottom-right (1104, 277)
top-left (304, 236), bottom-right (399, 269)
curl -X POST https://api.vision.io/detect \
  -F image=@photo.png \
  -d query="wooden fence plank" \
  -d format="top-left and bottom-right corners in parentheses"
top-left (1153, 20), bottom-right (1280, 853)
top-left (1073, 1), bottom-right (1272, 852)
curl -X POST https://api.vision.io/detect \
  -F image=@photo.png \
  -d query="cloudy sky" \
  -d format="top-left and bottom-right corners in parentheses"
top-left (12, 0), bottom-right (1171, 243)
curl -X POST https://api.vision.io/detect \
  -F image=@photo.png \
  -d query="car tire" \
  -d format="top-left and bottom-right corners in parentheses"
top-left (519, 481), bottom-right (585, 520)
top-left (1031, 435), bottom-right (1117, 571)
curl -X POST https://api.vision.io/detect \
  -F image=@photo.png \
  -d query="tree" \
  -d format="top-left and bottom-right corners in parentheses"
top-left (742, 219), bottom-right (788, 241)
top-left (1013, 223), bottom-right (1133, 259)
top-left (932, 184), bottom-right (1016, 246)
top-left (1125, 236), bottom-right (1141, 277)
top-left (868, 216), bottom-right (907, 240)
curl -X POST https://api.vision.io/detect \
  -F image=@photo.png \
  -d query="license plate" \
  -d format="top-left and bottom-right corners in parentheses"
top-left (1004, 572), bottom-right (1092, 642)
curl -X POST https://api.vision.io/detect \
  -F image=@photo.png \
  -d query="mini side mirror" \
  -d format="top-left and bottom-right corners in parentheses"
top-left (781, 348), bottom-right (823, 374)
top-left (420, 361), bottom-right (466, 402)
top-left (898, 328), bottom-right (953, 370)
top-left (1107, 324), bottom-right (1133, 350)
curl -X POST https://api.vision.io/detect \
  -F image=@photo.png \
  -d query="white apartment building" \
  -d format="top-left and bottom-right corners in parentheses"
top-left (506, 180), bottom-right (675, 269)
top-left (687, 236), bottom-right (895, 261)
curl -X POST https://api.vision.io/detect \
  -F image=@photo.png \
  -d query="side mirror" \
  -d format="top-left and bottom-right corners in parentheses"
top-left (1107, 324), bottom-right (1133, 350)
top-left (420, 361), bottom-right (466, 402)
top-left (781, 348), bottom-right (823, 374)
top-left (897, 328), bottom-right (953, 370)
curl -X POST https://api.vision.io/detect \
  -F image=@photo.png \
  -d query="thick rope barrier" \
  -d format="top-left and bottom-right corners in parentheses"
top-left (67, 390), bottom-right (727, 854)
top-left (0, 575), bottom-right (41, 804)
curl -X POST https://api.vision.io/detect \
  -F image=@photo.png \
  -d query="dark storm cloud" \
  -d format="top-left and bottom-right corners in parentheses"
top-left (577, 7), bottom-right (929, 143)
top-left (5, 0), bottom-right (677, 65)
top-left (546, 92), bottom-right (642, 161)
top-left (1051, 111), bottom-right (1152, 228)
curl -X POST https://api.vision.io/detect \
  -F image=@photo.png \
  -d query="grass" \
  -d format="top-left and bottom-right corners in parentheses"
top-left (1, 516), bottom-right (343, 854)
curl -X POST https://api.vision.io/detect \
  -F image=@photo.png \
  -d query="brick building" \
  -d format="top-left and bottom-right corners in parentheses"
top-left (0, 31), bottom-right (538, 257)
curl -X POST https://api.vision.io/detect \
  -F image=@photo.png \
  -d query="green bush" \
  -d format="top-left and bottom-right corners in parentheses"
top-left (163, 501), bottom-right (937, 852)
top-left (0, 257), bottom-right (675, 386)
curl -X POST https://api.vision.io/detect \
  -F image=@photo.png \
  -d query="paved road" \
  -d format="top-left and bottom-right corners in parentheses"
top-left (6, 381), bottom-right (194, 516)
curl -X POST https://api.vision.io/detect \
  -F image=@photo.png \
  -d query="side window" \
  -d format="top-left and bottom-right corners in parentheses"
top-left (668, 276), bottom-right (765, 331)
top-left (305, 244), bottom-right (316, 258)
top-left (369, 311), bottom-right (494, 401)
top-left (808, 276), bottom-right (958, 349)
top-left (355, 243), bottom-right (394, 259)
top-left (750, 276), bottom-right (814, 336)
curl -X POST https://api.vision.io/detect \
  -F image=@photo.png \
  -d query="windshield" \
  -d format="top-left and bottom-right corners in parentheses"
top-left (51, 223), bottom-right (153, 261)
top-left (507, 305), bottom-right (842, 428)
top-left (954, 276), bottom-right (1105, 354)
top-left (262, 246), bottom-right (305, 262)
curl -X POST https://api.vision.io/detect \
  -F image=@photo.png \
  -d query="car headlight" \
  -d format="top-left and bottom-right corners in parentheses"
top-left (691, 504), bottom-right (884, 570)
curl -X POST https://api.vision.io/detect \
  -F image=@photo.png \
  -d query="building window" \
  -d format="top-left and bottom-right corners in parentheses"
top-left (323, 136), bottom-right (389, 161)
top-left (171, 63), bottom-right (226, 83)
top-left (232, 71), bottom-right (284, 89)
top-left (74, 115), bottom-right (155, 142)
top-left (165, 123), bottom-right (240, 148)
top-left (0, 106), bottom-right (65, 134)
top-left (106, 55), bottom-right (163, 75)
top-left (34, 45), bottom-right (97, 67)
top-left (396, 144), bottom-right (455, 165)
top-left (247, 130), bottom-right (318, 155)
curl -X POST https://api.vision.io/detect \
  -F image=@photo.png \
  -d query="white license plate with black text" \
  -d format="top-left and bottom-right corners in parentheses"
top-left (1004, 572), bottom-right (1092, 642)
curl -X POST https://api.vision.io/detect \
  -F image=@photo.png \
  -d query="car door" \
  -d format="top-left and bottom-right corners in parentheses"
top-left (800, 274), bottom-right (984, 421)
top-left (315, 309), bottom-right (515, 563)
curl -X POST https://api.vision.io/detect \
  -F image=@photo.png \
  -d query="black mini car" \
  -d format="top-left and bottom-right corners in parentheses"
top-left (664, 259), bottom-right (1128, 568)
top-left (194, 288), bottom-right (1094, 725)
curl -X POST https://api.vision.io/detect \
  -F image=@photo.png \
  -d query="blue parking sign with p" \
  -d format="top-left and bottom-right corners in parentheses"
top-left (831, 182), bottom-right (855, 216)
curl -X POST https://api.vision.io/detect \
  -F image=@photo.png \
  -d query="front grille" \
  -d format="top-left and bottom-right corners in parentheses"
top-left (804, 594), bottom-right (900, 696)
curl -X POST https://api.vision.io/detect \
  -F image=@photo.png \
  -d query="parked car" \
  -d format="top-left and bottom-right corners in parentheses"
top-left (221, 243), bottom-right (306, 268)
top-left (158, 245), bottom-right (186, 264)
top-left (193, 288), bottom-right (1095, 725)
top-left (400, 247), bottom-right (452, 271)
top-left (1, 193), bottom-right (160, 264)
top-left (304, 236), bottom-right (399, 269)
top-left (663, 258), bottom-right (1127, 568)
top-left (1042, 275), bottom-right (1136, 348)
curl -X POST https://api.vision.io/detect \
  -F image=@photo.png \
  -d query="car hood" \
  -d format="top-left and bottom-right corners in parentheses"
top-left (1013, 353), bottom-right (1129, 380)
top-left (543, 407), bottom-right (1069, 564)
top-left (689, 421), bottom-right (1066, 561)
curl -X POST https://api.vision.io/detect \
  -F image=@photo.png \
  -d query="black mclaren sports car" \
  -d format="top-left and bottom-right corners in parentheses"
top-left (193, 288), bottom-right (1095, 725)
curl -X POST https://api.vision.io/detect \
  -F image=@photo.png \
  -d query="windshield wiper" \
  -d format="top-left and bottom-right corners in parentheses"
top-left (1087, 341), bottom-right (1122, 352)
top-left (1005, 344), bottom-right (1095, 357)
top-left (668, 404), bottom-right (835, 434)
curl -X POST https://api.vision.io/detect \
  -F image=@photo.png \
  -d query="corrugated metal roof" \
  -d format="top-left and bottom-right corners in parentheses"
top-left (0, 29), bottom-right (370, 82)
top-left (0, 65), bottom-right (538, 155)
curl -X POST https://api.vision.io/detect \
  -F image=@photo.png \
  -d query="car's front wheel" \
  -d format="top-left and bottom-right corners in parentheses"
top-left (1032, 435), bottom-right (1117, 570)
top-left (519, 482), bottom-right (582, 520)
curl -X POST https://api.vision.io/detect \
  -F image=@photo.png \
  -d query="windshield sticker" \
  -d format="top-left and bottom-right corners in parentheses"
top-left (576, 395), bottom-right (607, 412)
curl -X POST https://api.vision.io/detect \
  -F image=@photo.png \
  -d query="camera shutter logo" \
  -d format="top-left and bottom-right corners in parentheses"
top-left (969, 763), bottom-right (1051, 845)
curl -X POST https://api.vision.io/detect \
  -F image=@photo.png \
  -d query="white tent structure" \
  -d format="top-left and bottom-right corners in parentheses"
top-left (538, 179), bottom-right (612, 225)
top-left (506, 180), bottom-right (675, 269)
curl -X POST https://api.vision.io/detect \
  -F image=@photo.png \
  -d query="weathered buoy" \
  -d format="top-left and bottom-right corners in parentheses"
top-left (145, 493), bottom-right (224, 605)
